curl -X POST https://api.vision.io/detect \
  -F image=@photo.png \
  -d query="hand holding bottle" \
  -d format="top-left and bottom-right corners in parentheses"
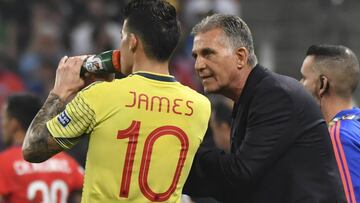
top-left (51, 50), bottom-right (120, 102)
top-left (51, 56), bottom-right (87, 102)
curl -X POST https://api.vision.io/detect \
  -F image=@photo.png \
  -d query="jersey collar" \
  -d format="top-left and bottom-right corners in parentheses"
top-left (132, 71), bottom-right (177, 82)
top-left (331, 107), bottom-right (360, 123)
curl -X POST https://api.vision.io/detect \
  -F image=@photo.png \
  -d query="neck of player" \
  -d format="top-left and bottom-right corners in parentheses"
top-left (322, 96), bottom-right (353, 123)
top-left (132, 53), bottom-right (170, 75)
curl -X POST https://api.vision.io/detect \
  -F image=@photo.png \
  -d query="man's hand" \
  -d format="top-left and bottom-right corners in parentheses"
top-left (52, 56), bottom-right (86, 102)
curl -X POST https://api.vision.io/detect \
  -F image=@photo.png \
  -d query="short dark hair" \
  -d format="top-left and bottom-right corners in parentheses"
top-left (306, 45), bottom-right (349, 58)
top-left (6, 94), bottom-right (42, 131)
top-left (306, 44), bottom-right (360, 98)
top-left (124, 0), bottom-right (180, 61)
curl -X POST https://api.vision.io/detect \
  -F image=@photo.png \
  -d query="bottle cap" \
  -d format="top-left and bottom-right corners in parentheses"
top-left (112, 50), bottom-right (121, 72)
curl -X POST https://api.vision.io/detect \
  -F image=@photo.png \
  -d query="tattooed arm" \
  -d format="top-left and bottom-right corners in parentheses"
top-left (22, 93), bottom-right (66, 162)
top-left (23, 56), bottom-right (86, 163)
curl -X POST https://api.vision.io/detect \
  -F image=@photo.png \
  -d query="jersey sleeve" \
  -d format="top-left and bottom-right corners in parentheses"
top-left (46, 92), bottom-right (96, 149)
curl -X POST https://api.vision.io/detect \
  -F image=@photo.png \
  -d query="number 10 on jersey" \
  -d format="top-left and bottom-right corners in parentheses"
top-left (117, 120), bottom-right (189, 201)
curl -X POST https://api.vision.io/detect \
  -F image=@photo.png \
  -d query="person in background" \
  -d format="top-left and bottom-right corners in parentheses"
top-left (0, 93), bottom-right (83, 203)
top-left (0, 68), bottom-right (24, 150)
top-left (183, 14), bottom-right (345, 203)
top-left (209, 96), bottom-right (232, 153)
top-left (300, 44), bottom-right (360, 203)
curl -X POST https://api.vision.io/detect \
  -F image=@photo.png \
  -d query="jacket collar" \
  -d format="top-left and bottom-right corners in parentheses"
top-left (232, 64), bottom-right (269, 117)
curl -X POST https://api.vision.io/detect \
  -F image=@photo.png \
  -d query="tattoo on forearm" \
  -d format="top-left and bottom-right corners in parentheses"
top-left (23, 92), bottom-right (66, 162)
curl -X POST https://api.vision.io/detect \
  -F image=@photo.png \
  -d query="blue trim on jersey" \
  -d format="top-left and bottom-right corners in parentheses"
top-left (333, 107), bottom-right (360, 202)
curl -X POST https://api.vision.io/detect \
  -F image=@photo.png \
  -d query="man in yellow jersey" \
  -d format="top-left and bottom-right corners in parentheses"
top-left (22, 0), bottom-right (211, 203)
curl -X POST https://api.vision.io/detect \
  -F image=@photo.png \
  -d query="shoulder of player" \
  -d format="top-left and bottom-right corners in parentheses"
top-left (0, 147), bottom-right (20, 155)
top-left (178, 86), bottom-right (211, 113)
top-left (182, 86), bottom-right (210, 104)
top-left (80, 78), bottom-right (128, 94)
top-left (338, 119), bottom-right (360, 133)
top-left (332, 121), bottom-right (360, 147)
top-left (81, 80), bottom-right (113, 92)
top-left (0, 147), bottom-right (20, 162)
top-left (81, 81), bottom-right (104, 91)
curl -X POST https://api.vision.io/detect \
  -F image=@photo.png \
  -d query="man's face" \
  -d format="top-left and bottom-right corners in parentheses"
top-left (300, 55), bottom-right (321, 101)
top-left (119, 20), bottom-right (134, 76)
top-left (192, 28), bottom-right (239, 93)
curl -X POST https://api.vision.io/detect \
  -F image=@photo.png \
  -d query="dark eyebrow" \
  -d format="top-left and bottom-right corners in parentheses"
top-left (192, 47), bottom-right (216, 59)
top-left (201, 48), bottom-right (215, 56)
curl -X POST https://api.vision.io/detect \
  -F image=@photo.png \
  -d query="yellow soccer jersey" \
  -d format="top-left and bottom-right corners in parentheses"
top-left (47, 72), bottom-right (211, 203)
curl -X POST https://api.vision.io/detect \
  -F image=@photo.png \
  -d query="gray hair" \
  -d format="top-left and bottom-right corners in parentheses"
top-left (192, 14), bottom-right (258, 66)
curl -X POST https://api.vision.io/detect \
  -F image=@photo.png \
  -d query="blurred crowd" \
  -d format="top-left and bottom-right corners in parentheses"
top-left (0, 0), bottom-right (241, 163)
top-left (0, 0), bottom-right (241, 103)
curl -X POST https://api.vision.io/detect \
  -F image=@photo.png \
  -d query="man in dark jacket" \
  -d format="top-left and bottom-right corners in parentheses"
top-left (184, 13), bottom-right (346, 203)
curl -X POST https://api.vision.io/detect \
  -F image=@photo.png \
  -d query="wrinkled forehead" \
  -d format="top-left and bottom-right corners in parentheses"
top-left (192, 29), bottom-right (230, 52)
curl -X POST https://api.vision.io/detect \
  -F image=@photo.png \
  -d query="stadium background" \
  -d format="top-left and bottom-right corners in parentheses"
top-left (1, 0), bottom-right (360, 166)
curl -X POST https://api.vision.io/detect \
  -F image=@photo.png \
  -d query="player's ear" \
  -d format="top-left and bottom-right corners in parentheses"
top-left (236, 47), bottom-right (249, 70)
top-left (129, 33), bottom-right (138, 52)
top-left (319, 75), bottom-right (329, 97)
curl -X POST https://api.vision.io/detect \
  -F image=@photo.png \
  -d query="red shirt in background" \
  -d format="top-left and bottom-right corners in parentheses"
top-left (0, 146), bottom-right (83, 203)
